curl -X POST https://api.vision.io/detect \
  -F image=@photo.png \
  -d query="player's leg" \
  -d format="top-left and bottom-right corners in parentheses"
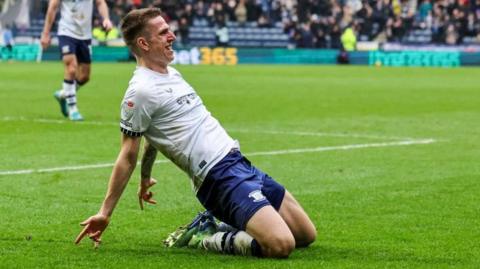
top-left (245, 205), bottom-right (296, 258)
top-left (168, 151), bottom-right (312, 258)
top-left (277, 190), bottom-right (316, 247)
top-left (62, 53), bottom-right (82, 120)
top-left (195, 151), bottom-right (298, 258)
top-left (75, 63), bottom-right (91, 90)
top-left (252, 165), bottom-right (316, 248)
top-left (54, 36), bottom-right (81, 120)
top-left (74, 39), bottom-right (92, 91)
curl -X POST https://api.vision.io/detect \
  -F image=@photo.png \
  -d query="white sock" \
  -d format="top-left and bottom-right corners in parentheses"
top-left (217, 222), bottom-right (238, 233)
top-left (63, 80), bottom-right (77, 113)
top-left (201, 231), bottom-right (259, 256)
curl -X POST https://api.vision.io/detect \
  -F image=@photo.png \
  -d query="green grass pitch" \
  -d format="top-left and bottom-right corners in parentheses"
top-left (0, 62), bottom-right (479, 268)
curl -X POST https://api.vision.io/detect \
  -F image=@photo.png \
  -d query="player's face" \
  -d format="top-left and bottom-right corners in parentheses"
top-left (145, 16), bottom-right (176, 64)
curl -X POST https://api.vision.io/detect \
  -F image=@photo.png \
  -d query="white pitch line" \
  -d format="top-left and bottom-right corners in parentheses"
top-left (1, 116), bottom-right (413, 141)
top-left (229, 129), bottom-right (415, 141)
top-left (0, 116), bottom-right (115, 126)
top-left (0, 139), bottom-right (436, 176)
top-left (0, 160), bottom-right (170, 176)
top-left (246, 139), bottom-right (436, 156)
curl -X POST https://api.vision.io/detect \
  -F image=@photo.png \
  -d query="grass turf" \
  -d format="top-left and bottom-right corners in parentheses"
top-left (0, 62), bottom-right (479, 268)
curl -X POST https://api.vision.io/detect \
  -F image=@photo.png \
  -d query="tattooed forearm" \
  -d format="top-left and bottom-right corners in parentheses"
top-left (141, 141), bottom-right (157, 180)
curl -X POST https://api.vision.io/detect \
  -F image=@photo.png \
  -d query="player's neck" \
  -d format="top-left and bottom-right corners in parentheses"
top-left (137, 58), bottom-right (168, 74)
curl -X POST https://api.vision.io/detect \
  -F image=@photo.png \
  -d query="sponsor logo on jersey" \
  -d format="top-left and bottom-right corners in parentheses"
top-left (198, 160), bottom-right (207, 169)
top-left (122, 99), bottom-right (135, 119)
top-left (176, 93), bottom-right (197, 105)
top-left (248, 190), bottom-right (266, 203)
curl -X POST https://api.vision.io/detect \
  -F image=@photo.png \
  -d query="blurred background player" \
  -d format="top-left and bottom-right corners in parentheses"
top-left (2, 24), bottom-right (15, 62)
top-left (74, 8), bottom-right (316, 258)
top-left (40, 0), bottom-right (112, 121)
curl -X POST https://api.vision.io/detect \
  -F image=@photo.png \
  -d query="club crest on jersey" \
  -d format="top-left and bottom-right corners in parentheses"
top-left (62, 45), bottom-right (70, 54)
top-left (122, 100), bottom-right (135, 119)
top-left (248, 190), bottom-right (266, 203)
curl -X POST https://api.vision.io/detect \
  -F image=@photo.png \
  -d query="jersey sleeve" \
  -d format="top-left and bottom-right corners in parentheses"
top-left (120, 87), bottom-right (153, 137)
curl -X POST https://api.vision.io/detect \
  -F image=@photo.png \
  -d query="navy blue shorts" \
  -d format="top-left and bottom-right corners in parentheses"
top-left (58, 35), bottom-right (92, 63)
top-left (196, 150), bottom-right (286, 230)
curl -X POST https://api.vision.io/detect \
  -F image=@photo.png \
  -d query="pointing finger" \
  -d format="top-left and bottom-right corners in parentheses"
top-left (80, 218), bottom-right (91, 226)
top-left (75, 226), bottom-right (89, 244)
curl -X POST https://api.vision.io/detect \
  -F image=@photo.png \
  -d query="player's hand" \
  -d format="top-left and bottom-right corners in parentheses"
top-left (138, 178), bottom-right (157, 210)
top-left (75, 214), bottom-right (110, 248)
top-left (102, 18), bottom-right (113, 32)
top-left (40, 32), bottom-right (50, 50)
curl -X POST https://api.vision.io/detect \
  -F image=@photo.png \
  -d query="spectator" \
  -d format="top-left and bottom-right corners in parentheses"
top-left (341, 24), bottom-right (357, 51)
top-left (298, 22), bottom-right (315, 47)
top-left (215, 19), bottom-right (230, 46)
top-left (31, 0), bottom-right (480, 47)
top-left (235, 0), bottom-right (248, 25)
top-left (225, 0), bottom-right (237, 21)
top-left (418, 0), bottom-right (432, 22)
top-left (445, 22), bottom-right (459, 44)
top-left (246, 0), bottom-right (262, 22)
top-left (93, 19), bottom-right (108, 43)
top-left (258, 14), bottom-right (271, 27)
top-left (2, 24), bottom-right (15, 61)
top-left (178, 17), bottom-right (190, 46)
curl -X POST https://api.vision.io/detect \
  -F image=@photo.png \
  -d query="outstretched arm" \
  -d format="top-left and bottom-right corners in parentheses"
top-left (75, 134), bottom-right (141, 246)
top-left (138, 140), bottom-right (158, 210)
top-left (98, 134), bottom-right (141, 216)
top-left (41, 0), bottom-right (60, 49)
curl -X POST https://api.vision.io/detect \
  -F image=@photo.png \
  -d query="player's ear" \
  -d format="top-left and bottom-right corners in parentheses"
top-left (137, 36), bottom-right (149, 52)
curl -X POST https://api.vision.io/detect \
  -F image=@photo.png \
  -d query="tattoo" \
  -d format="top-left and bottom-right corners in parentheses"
top-left (141, 142), bottom-right (157, 180)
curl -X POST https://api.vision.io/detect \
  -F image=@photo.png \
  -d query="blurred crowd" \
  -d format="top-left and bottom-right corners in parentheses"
top-left (101, 0), bottom-right (480, 48)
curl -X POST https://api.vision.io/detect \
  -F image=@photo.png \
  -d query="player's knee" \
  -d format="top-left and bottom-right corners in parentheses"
top-left (66, 64), bottom-right (77, 77)
top-left (293, 222), bottom-right (317, 248)
top-left (264, 234), bottom-right (295, 258)
top-left (300, 227), bottom-right (317, 247)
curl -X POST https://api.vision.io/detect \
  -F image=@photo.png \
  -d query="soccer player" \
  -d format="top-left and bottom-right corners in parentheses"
top-left (74, 8), bottom-right (316, 258)
top-left (2, 24), bottom-right (14, 61)
top-left (41, 0), bottom-right (112, 121)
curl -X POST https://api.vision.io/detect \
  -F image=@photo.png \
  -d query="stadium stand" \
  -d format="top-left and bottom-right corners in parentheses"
top-left (3, 0), bottom-right (480, 48)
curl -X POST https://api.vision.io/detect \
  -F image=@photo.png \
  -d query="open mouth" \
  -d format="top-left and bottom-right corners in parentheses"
top-left (166, 44), bottom-right (173, 52)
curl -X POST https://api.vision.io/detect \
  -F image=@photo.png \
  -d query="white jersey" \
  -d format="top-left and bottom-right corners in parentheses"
top-left (120, 66), bottom-right (239, 192)
top-left (57, 0), bottom-right (93, 40)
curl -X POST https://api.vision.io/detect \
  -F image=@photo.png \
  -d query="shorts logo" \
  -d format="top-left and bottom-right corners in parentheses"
top-left (62, 45), bottom-right (70, 54)
top-left (248, 190), bottom-right (266, 203)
